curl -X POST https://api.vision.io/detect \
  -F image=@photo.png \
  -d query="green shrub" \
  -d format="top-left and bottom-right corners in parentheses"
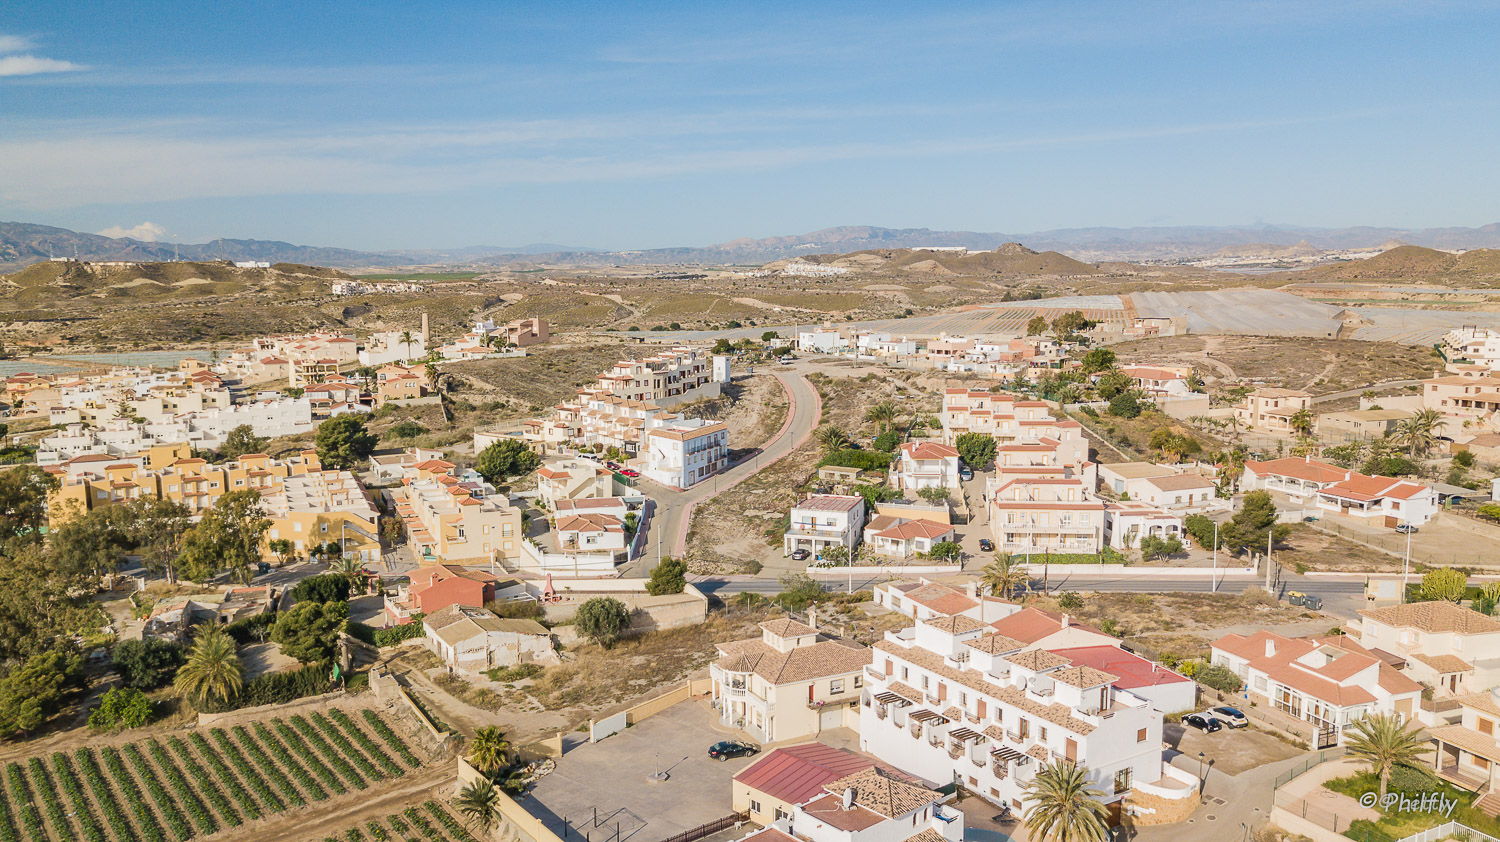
top-left (87, 687), bottom-right (154, 731)
top-left (1388, 763), bottom-right (1442, 794)
top-left (486, 664), bottom-right (543, 682)
top-left (290, 574), bottom-right (351, 604)
top-left (817, 449), bottom-right (894, 471)
top-left (1196, 664), bottom-right (1243, 693)
top-left (373, 620), bottom-right (424, 647)
top-left (488, 600), bottom-right (546, 621)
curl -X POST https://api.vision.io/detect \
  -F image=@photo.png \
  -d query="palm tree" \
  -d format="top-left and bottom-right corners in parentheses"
top-left (1023, 760), bottom-right (1112, 842)
top-left (468, 726), bottom-right (512, 774)
top-left (454, 778), bottom-right (502, 833)
top-left (1396, 408), bottom-right (1444, 458)
top-left (330, 554), bottom-right (362, 580)
top-left (174, 628), bottom-right (244, 707)
top-left (814, 425), bottom-right (852, 453)
top-left (1288, 408), bottom-right (1315, 439)
top-left (980, 553), bottom-right (1028, 598)
top-left (399, 329), bottom-right (416, 362)
top-left (864, 401), bottom-right (899, 430)
top-left (1345, 713), bottom-right (1426, 799)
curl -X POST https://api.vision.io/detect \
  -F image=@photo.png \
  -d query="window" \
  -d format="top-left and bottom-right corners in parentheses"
top-left (831, 679), bottom-right (845, 694)
top-left (1481, 718), bottom-right (1494, 736)
top-left (1479, 757), bottom-right (1492, 771)
top-left (750, 800), bottom-right (762, 814)
top-left (1137, 728), bottom-right (1148, 743)
top-left (921, 675), bottom-right (929, 690)
top-left (854, 675), bottom-right (863, 688)
top-left (1039, 726), bottom-right (1048, 742)
top-left (774, 808), bottom-right (788, 821)
top-left (1114, 768), bottom-right (1132, 794)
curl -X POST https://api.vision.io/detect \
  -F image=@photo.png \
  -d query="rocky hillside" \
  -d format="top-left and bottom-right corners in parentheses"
top-left (1299, 245), bottom-right (1500, 281)
top-left (0, 259), bottom-right (354, 305)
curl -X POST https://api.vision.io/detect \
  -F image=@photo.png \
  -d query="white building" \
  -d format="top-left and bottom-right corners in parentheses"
top-left (1352, 601), bottom-right (1500, 701)
top-left (784, 495), bottom-right (867, 559)
top-left (1242, 456), bottom-right (1438, 528)
top-left (864, 613), bottom-right (1193, 815)
top-left (358, 329), bottom-right (427, 366)
top-left (988, 476), bottom-right (1106, 554)
top-left (1102, 502), bottom-right (1183, 551)
top-left (890, 442), bottom-right (961, 492)
top-left (1442, 327), bottom-right (1500, 370)
top-left (643, 419), bottom-right (729, 490)
top-left (711, 618), bottom-right (872, 744)
top-left (862, 516), bottom-right (957, 559)
top-left (1210, 631), bottom-right (1423, 742)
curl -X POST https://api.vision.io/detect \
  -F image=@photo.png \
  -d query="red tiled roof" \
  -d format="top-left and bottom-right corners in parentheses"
top-left (990, 607), bottom-right (1109, 644)
top-left (1245, 456), bottom-right (1350, 485)
top-left (732, 744), bottom-right (895, 807)
top-left (1048, 646), bottom-right (1191, 690)
top-left (900, 442), bottom-right (959, 460)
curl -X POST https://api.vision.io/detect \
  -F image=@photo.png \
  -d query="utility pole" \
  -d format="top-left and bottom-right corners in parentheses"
top-left (1402, 527), bottom-right (1412, 603)
top-left (1264, 528), bottom-right (1273, 592)
top-left (1212, 521), bottom-right (1219, 593)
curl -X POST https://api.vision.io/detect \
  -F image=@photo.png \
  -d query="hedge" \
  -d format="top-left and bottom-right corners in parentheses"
top-left (224, 612), bottom-right (278, 645)
top-left (200, 664), bottom-right (333, 714)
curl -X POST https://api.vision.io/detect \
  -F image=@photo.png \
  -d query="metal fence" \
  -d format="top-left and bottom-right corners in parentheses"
top-left (1271, 747), bottom-right (1348, 790)
top-left (658, 812), bottom-right (751, 842)
top-left (1307, 517), bottom-right (1493, 568)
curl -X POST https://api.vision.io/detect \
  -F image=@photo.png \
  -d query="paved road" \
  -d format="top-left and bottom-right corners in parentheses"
top-left (625, 365), bottom-right (823, 573)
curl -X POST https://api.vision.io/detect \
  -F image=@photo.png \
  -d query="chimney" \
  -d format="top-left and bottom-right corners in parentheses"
top-left (842, 788), bottom-right (855, 810)
top-left (1265, 638), bottom-right (1276, 658)
top-left (808, 606), bottom-right (818, 631)
top-left (965, 582), bottom-right (978, 599)
top-left (421, 312), bottom-right (430, 345)
top-left (1061, 613), bottom-right (1070, 630)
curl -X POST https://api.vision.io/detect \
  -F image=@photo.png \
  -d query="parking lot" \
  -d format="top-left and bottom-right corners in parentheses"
top-left (522, 699), bottom-right (757, 842)
top-left (1164, 717), bottom-right (1303, 776)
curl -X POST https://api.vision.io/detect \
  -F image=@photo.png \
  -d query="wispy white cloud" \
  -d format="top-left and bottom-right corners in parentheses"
top-left (95, 222), bottom-right (168, 241)
top-left (0, 55), bottom-right (85, 77)
top-left (0, 31), bottom-right (86, 77)
top-left (0, 107), bottom-right (1396, 211)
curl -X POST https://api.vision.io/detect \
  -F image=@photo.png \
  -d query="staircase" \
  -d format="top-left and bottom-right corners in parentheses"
top-left (1474, 791), bottom-right (1500, 818)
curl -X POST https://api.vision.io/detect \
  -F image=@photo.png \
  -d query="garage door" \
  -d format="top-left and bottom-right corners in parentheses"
top-left (821, 707), bottom-right (842, 730)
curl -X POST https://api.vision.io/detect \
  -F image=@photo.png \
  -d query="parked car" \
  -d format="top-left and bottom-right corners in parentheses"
top-left (256, 561), bottom-right (272, 576)
top-left (790, 549), bottom-right (810, 561)
top-left (708, 740), bottom-right (758, 761)
top-left (1181, 713), bottom-right (1221, 733)
top-left (960, 467), bottom-right (974, 481)
top-left (1207, 706), bottom-right (1248, 728)
top-left (619, 469), bottom-right (640, 478)
top-left (979, 538), bottom-right (995, 552)
top-left (1395, 523), bottom-right (1419, 534)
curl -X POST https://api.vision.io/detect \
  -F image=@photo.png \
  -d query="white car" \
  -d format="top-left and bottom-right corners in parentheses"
top-left (1206, 706), bottom-right (1248, 728)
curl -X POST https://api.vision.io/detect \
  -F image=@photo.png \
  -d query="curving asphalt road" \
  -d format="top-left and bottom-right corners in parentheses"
top-left (626, 364), bottom-right (823, 572)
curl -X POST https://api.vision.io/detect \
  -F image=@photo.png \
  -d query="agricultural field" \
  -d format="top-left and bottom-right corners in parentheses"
top-left (0, 707), bottom-right (425, 842)
top-left (1109, 335), bottom-right (1438, 394)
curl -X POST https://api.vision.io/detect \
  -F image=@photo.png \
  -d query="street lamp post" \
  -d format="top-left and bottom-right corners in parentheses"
top-left (1198, 751), bottom-right (1207, 796)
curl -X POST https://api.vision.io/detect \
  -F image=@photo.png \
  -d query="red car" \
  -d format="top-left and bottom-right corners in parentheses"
top-left (619, 469), bottom-right (640, 478)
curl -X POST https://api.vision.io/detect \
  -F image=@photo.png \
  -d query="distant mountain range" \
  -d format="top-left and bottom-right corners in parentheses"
top-left (5, 220), bottom-right (1500, 270)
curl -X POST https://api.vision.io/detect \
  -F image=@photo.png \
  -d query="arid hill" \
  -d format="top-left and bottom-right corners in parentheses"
top-left (791, 244), bottom-right (1100, 278)
top-left (0, 260), bottom-right (353, 305)
top-left (1297, 245), bottom-right (1500, 281)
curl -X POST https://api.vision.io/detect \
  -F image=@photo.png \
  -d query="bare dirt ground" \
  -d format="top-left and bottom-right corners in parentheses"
top-left (1029, 590), bottom-right (1328, 662)
top-left (1110, 335), bottom-right (1439, 392)
top-left (684, 367), bottom-right (938, 574)
top-left (1276, 523), bottom-right (1408, 573)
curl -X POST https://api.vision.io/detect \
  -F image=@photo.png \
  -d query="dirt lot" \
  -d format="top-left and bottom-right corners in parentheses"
top-left (1165, 720), bottom-right (1303, 776)
top-left (1277, 523), bottom-right (1407, 573)
top-left (1030, 591), bottom-right (1326, 662)
top-left (1110, 335), bottom-right (1439, 393)
top-left (684, 367), bottom-right (940, 574)
top-left (676, 371), bottom-right (790, 454)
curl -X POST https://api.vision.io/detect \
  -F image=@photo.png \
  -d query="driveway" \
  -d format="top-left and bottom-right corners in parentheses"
top-left (523, 699), bottom-right (756, 842)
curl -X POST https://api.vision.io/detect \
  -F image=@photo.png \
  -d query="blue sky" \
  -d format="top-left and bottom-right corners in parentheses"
top-left (0, 1), bottom-right (1497, 251)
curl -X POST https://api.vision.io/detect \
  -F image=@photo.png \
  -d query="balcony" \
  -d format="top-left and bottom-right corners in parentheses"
top-left (865, 665), bottom-right (887, 681)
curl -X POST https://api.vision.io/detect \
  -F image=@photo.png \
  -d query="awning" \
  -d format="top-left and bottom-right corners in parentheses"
top-left (911, 710), bottom-right (950, 725)
top-left (991, 746), bottom-right (1024, 762)
top-left (874, 691), bottom-right (913, 706)
top-left (950, 727), bottom-right (984, 742)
